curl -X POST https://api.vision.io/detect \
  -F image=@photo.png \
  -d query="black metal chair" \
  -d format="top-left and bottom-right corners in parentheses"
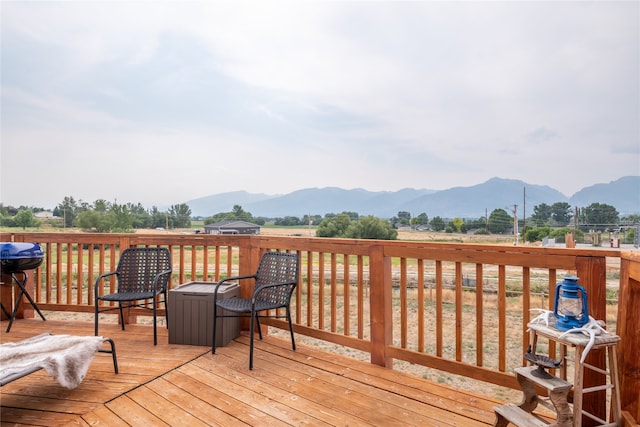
top-left (94, 247), bottom-right (172, 345)
top-left (212, 251), bottom-right (299, 370)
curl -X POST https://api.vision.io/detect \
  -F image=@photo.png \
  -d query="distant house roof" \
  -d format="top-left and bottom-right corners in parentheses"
top-left (34, 211), bottom-right (56, 219)
top-left (204, 220), bottom-right (260, 235)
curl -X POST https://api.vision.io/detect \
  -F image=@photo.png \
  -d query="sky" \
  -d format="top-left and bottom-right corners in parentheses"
top-left (1, 1), bottom-right (639, 210)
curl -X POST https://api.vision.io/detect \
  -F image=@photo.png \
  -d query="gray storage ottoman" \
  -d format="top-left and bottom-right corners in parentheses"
top-left (168, 281), bottom-right (240, 347)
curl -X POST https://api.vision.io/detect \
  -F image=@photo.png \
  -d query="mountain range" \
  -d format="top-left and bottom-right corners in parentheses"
top-left (185, 176), bottom-right (640, 219)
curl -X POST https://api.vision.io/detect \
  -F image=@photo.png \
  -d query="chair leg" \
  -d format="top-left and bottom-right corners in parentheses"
top-left (163, 290), bottom-right (169, 329)
top-left (256, 315), bottom-right (263, 340)
top-left (152, 299), bottom-right (157, 346)
top-left (98, 338), bottom-right (119, 374)
top-left (212, 306), bottom-right (218, 354)
top-left (287, 307), bottom-right (296, 351)
top-left (94, 302), bottom-right (99, 336)
top-left (118, 304), bottom-right (126, 331)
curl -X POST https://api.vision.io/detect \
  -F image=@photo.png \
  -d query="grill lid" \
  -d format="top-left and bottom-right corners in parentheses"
top-left (0, 242), bottom-right (44, 274)
top-left (0, 242), bottom-right (44, 260)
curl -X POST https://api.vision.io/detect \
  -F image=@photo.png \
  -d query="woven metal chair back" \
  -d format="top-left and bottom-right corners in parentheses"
top-left (254, 252), bottom-right (299, 306)
top-left (115, 247), bottom-right (172, 294)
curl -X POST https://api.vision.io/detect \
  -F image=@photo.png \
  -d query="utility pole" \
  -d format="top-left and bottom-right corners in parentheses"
top-left (513, 204), bottom-right (518, 245)
top-left (485, 208), bottom-right (488, 234)
top-left (523, 187), bottom-right (526, 240)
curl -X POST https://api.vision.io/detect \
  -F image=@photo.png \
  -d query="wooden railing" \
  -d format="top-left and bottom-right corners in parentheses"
top-left (1, 232), bottom-right (625, 421)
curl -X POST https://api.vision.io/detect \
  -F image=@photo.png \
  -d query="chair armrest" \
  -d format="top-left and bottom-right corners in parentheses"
top-left (213, 274), bottom-right (257, 302)
top-left (152, 269), bottom-right (173, 291)
top-left (94, 272), bottom-right (117, 289)
top-left (94, 271), bottom-right (117, 299)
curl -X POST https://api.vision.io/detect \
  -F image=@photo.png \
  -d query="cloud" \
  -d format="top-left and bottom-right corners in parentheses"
top-left (1, 1), bottom-right (638, 208)
top-left (526, 128), bottom-right (559, 145)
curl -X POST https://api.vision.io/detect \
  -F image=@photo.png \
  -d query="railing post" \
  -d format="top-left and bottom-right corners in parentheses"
top-left (369, 245), bottom-right (392, 367)
top-left (237, 236), bottom-right (261, 332)
top-left (575, 255), bottom-right (607, 427)
top-left (617, 251), bottom-right (640, 425)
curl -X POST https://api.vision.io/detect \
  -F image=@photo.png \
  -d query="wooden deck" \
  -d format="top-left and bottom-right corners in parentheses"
top-left (1, 319), bottom-right (502, 426)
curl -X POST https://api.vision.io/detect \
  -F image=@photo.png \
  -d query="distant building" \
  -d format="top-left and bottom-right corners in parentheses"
top-left (203, 220), bottom-right (260, 235)
top-left (34, 211), bottom-right (56, 219)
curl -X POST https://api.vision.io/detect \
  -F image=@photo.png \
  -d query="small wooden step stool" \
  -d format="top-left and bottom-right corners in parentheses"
top-left (494, 365), bottom-right (573, 427)
top-left (528, 323), bottom-right (622, 427)
top-left (495, 323), bottom-right (622, 427)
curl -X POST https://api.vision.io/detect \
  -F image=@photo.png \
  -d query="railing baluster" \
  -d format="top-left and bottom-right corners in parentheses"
top-left (318, 252), bottom-right (325, 330)
top-left (475, 263), bottom-right (484, 367)
top-left (331, 253), bottom-right (337, 333)
top-left (306, 251), bottom-right (313, 327)
top-left (435, 260), bottom-right (443, 357)
top-left (418, 258), bottom-right (425, 353)
top-left (522, 266), bottom-right (531, 360)
top-left (400, 257), bottom-right (407, 348)
top-left (76, 244), bottom-right (83, 305)
top-left (343, 254), bottom-right (350, 336)
top-left (498, 264), bottom-right (506, 372)
top-left (45, 242), bottom-right (53, 304)
top-left (357, 255), bottom-right (364, 340)
top-left (88, 244), bottom-right (95, 306)
top-left (190, 245), bottom-right (197, 281)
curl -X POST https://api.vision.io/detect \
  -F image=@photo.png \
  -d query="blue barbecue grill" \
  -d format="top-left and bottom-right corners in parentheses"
top-left (0, 242), bottom-right (46, 332)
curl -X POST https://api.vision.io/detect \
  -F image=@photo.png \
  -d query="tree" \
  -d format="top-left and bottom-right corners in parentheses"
top-left (204, 205), bottom-right (254, 225)
top-left (94, 199), bottom-right (110, 213)
top-left (316, 214), bottom-right (352, 237)
top-left (14, 209), bottom-right (38, 230)
top-left (170, 204), bottom-right (192, 228)
top-left (451, 218), bottom-right (463, 233)
top-left (550, 202), bottom-right (572, 226)
top-left (231, 205), bottom-right (251, 221)
top-left (76, 210), bottom-right (115, 232)
top-left (581, 203), bottom-right (619, 231)
top-left (461, 217), bottom-right (486, 233)
top-left (110, 203), bottom-right (134, 232)
top-left (488, 209), bottom-right (512, 234)
top-left (525, 226), bottom-right (551, 243)
top-left (429, 216), bottom-right (445, 231)
top-left (397, 211), bottom-right (411, 225)
top-left (302, 214), bottom-right (323, 226)
top-left (127, 203), bottom-right (152, 229)
top-left (530, 203), bottom-right (552, 226)
top-left (411, 213), bottom-right (428, 227)
top-left (57, 196), bottom-right (78, 227)
top-left (345, 216), bottom-right (397, 240)
top-left (149, 206), bottom-right (168, 229)
top-left (275, 216), bottom-right (301, 226)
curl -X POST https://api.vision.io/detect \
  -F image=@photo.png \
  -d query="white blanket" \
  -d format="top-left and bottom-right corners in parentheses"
top-left (0, 333), bottom-right (105, 389)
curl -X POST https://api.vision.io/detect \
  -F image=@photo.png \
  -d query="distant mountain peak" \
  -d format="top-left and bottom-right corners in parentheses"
top-left (185, 176), bottom-right (639, 218)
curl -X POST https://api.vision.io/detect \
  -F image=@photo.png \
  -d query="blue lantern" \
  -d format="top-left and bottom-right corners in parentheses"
top-left (553, 275), bottom-right (589, 331)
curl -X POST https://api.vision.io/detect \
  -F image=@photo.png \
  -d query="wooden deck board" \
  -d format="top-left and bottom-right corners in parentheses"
top-left (209, 344), bottom-right (467, 426)
top-left (1, 319), bottom-right (502, 426)
top-left (145, 376), bottom-right (249, 427)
